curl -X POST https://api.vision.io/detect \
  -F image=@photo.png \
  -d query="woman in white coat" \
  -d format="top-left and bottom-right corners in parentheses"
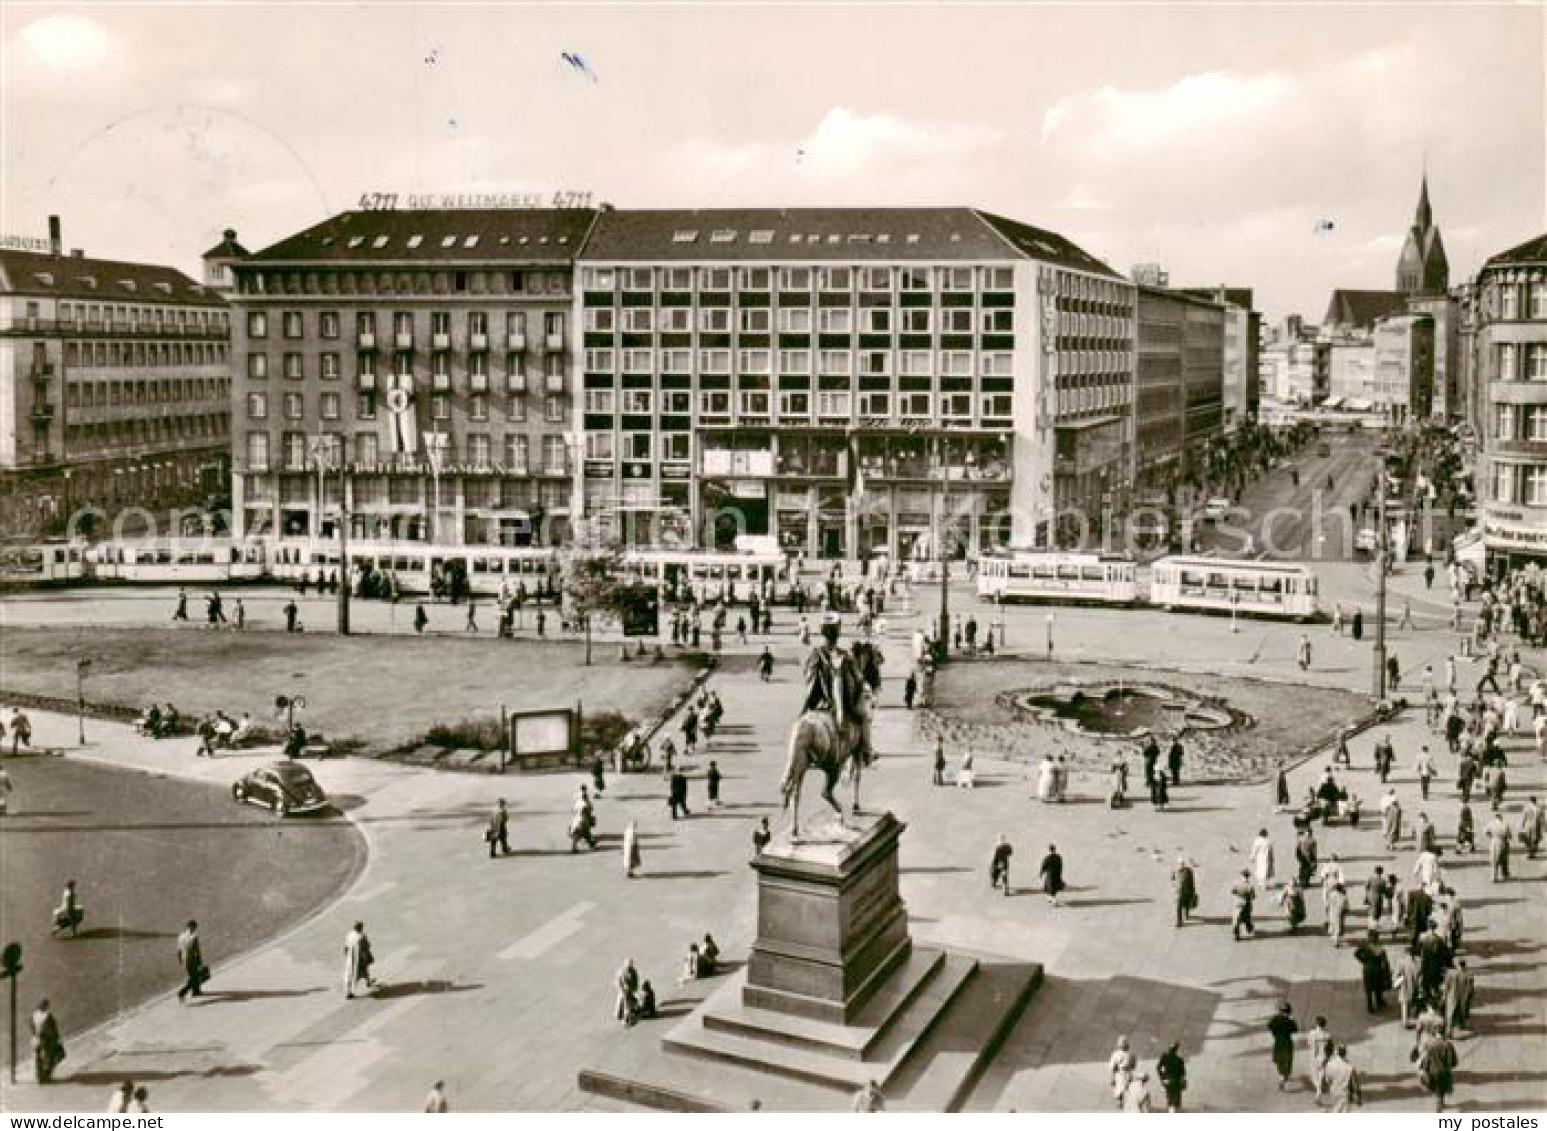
top-left (1250, 829), bottom-right (1276, 890)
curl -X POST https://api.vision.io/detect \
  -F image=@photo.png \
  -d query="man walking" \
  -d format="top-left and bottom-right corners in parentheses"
top-left (343, 921), bottom-right (374, 999)
top-left (1419, 1030), bottom-right (1459, 1111)
top-left (1353, 932), bottom-right (1390, 1013)
top-left (1156, 1043), bottom-right (1187, 1113)
top-left (486, 799), bottom-right (510, 857)
top-left (932, 738), bottom-right (946, 786)
top-left (1038, 844), bottom-right (1065, 907)
top-left (1167, 737), bottom-right (1184, 785)
top-left (31, 999), bottom-right (64, 1084)
top-left (668, 770), bottom-right (691, 820)
top-left (176, 920), bottom-right (206, 1002)
top-left (989, 834), bottom-right (1013, 896)
top-left (1307, 1015), bottom-right (1333, 1103)
top-left (1324, 1045), bottom-right (1362, 1112)
top-left (1173, 857), bottom-right (1199, 927)
top-left (1232, 869), bottom-right (1257, 940)
top-left (1267, 1002), bottom-right (1298, 1090)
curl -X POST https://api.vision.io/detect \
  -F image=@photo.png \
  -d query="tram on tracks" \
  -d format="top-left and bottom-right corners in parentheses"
top-left (1148, 555), bottom-right (1320, 620)
top-left (975, 550), bottom-right (1139, 606)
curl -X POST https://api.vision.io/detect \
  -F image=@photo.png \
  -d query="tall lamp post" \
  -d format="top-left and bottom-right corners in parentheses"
top-left (1374, 469), bottom-right (1389, 699)
top-left (75, 659), bottom-right (90, 745)
top-left (312, 438), bottom-right (351, 636)
top-left (2, 941), bottom-right (21, 1084)
top-left (936, 439), bottom-right (953, 656)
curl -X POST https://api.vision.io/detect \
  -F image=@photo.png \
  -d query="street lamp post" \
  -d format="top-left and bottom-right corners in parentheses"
top-left (1045, 612), bottom-right (1054, 660)
top-left (936, 441), bottom-right (951, 657)
top-left (2, 942), bottom-right (20, 1084)
top-left (75, 659), bottom-right (90, 745)
top-left (1374, 472), bottom-right (1389, 699)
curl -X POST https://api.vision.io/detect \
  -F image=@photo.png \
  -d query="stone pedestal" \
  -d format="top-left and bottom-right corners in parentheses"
top-left (744, 813), bottom-right (910, 1024)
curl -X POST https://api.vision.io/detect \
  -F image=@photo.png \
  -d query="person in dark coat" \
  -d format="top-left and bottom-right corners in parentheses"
top-left (1142, 738), bottom-right (1160, 788)
top-left (284, 600), bottom-right (299, 632)
top-left (706, 760), bottom-right (722, 807)
top-left (990, 835), bottom-right (1013, 895)
top-left (1038, 844), bottom-right (1065, 906)
top-left (1167, 738), bottom-right (1184, 785)
top-left (1267, 1002), bottom-right (1299, 1089)
top-left (668, 771), bottom-right (691, 819)
top-left (904, 672), bottom-right (918, 710)
top-left (1353, 933), bottom-right (1390, 1013)
top-left (414, 604), bottom-right (428, 634)
top-left (1352, 610), bottom-right (1364, 641)
top-left (1156, 1042), bottom-right (1187, 1113)
top-left (176, 921), bottom-right (206, 1002)
top-left (1173, 857), bottom-right (1198, 927)
top-left (1419, 1031), bottom-right (1459, 1111)
top-left (486, 799), bottom-right (510, 858)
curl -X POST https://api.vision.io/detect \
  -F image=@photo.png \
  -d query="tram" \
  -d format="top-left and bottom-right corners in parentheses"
top-left (1148, 556), bottom-right (1319, 620)
top-left (0, 543), bottom-right (86, 585)
top-left (84, 538), bottom-right (268, 583)
top-left (619, 548), bottom-right (789, 604)
top-left (975, 550), bottom-right (1139, 606)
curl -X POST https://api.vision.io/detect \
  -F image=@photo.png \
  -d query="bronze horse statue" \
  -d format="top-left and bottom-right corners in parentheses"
top-left (779, 639), bottom-right (883, 839)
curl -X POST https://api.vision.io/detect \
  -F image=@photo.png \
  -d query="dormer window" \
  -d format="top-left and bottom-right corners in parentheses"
top-left (750, 230), bottom-right (774, 244)
top-left (463, 235), bottom-right (479, 248)
top-left (347, 236), bottom-right (365, 248)
top-left (710, 230), bottom-right (737, 244)
top-left (440, 235), bottom-right (457, 248)
top-left (407, 235), bottom-right (424, 248)
top-left (33, 272), bottom-right (54, 286)
top-left (372, 235), bottom-right (389, 248)
top-left (672, 230), bottom-right (699, 244)
top-left (120, 279), bottom-right (137, 292)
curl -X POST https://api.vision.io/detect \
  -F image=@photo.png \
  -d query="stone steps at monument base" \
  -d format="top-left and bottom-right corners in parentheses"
top-left (700, 946), bottom-right (947, 1058)
top-left (660, 951), bottom-right (980, 1092)
top-left (882, 955), bottom-right (1045, 1112)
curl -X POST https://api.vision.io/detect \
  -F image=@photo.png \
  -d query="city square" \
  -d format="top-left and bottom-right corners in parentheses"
top-left (3, 0), bottom-right (1547, 1117)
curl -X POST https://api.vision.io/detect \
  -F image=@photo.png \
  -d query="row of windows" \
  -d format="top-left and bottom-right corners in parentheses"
top-left (1492, 460), bottom-right (1547, 506)
top-left (582, 265), bottom-right (1017, 293)
top-left (1494, 279), bottom-right (1547, 321)
top-left (245, 350), bottom-right (565, 381)
top-left (1055, 384), bottom-right (1128, 417)
top-left (578, 387), bottom-right (1013, 419)
top-left (238, 269), bottom-right (571, 300)
top-left (246, 390), bottom-right (568, 425)
top-left (247, 309), bottom-right (567, 342)
top-left (64, 341), bottom-right (228, 368)
top-left (66, 414), bottom-right (225, 448)
top-left (245, 431), bottom-right (570, 474)
top-left (1496, 343), bottom-right (1547, 381)
top-left (583, 305), bottom-right (1014, 335)
top-left (1493, 403), bottom-right (1547, 443)
top-left (50, 301), bottom-right (227, 332)
top-left (583, 347), bottom-right (1017, 377)
top-left (66, 377), bottom-right (228, 409)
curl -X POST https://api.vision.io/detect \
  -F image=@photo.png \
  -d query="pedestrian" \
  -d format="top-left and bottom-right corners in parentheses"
top-left (342, 921), bottom-right (374, 999)
top-left (623, 817), bottom-right (641, 878)
top-left (284, 599), bottom-right (299, 632)
top-left (1295, 827), bottom-right (1318, 888)
top-left (990, 834), bottom-right (1013, 895)
top-left (465, 599), bottom-right (478, 633)
top-left (1327, 883), bottom-right (1349, 947)
top-left (1419, 1030), bottom-right (1459, 1111)
top-left (172, 587), bottom-right (188, 621)
top-left (1324, 1045), bottom-right (1362, 1112)
top-left (1274, 767), bottom-right (1290, 810)
top-left (1232, 869), bottom-right (1258, 940)
top-left (536, 609), bottom-right (547, 638)
top-left (486, 798), bottom-right (510, 858)
top-left (615, 958), bottom-right (640, 1026)
top-left (129, 1086), bottom-right (151, 1114)
top-left (933, 738), bottom-right (946, 786)
top-left (1267, 1002), bottom-right (1299, 1089)
top-left (11, 707), bottom-right (32, 755)
top-left (1038, 844), bottom-right (1065, 906)
top-left (1399, 601), bottom-right (1414, 631)
top-left (1352, 609), bottom-right (1364, 640)
top-left (1167, 737), bottom-right (1184, 785)
top-left (30, 998), bottom-right (64, 1084)
top-left (1121, 1070), bottom-right (1153, 1112)
top-left (758, 647), bottom-right (774, 682)
top-left (1442, 958), bottom-right (1474, 1036)
top-left (424, 1081), bottom-right (449, 1113)
top-left (108, 1080), bottom-right (134, 1113)
top-left (1297, 634), bottom-right (1312, 671)
top-left (1278, 874), bottom-right (1307, 932)
top-left (1353, 932), bottom-right (1389, 1013)
top-left (1156, 1042), bottom-right (1187, 1113)
top-left (1487, 808), bottom-right (1512, 881)
top-left (176, 920), bottom-right (207, 1002)
top-left (706, 760), bottom-right (722, 807)
top-left (669, 770), bottom-right (691, 819)
top-left (1308, 1016), bottom-right (1333, 1102)
top-left (1250, 828), bottom-right (1275, 890)
top-left (1173, 857), bottom-right (1199, 926)
top-left (957, 749), bottom-right (975, 789)
top-left (234, 598), bottom-right (246, 630)
top-left (752, 817), bottom-right (772, 855)
top-left (1387, 652), bottom-right (1402, 690)
top-left (1417, 746), bottom-right (1435, 801)
top-left (1520, 795), bottom-right (1543, 858)
top-left (1109, 1035), bottom-right (1137, 1109)
top-left (904, 671), bottom-right (917, 709)
top-left (0, 766), bottom-right (12, 816)
top-left (852, 1079), bottom-right (885, 1112)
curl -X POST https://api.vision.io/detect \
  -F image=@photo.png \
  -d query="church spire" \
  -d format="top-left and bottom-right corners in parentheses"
top-left (1415, 172), bottom-right (1433, 234)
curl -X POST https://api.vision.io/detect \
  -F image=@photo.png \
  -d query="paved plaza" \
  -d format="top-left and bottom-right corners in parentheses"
top-left (2, 569), bottom-right (1544, 1112)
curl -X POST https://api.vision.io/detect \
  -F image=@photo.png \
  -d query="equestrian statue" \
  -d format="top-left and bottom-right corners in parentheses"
top-left (780, 612), bottom-right (883, 839)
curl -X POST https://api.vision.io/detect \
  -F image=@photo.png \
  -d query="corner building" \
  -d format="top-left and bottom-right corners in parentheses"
top-left (574, 208), bottom-right (1132, 558)
top-left (0, 221), bottom-right (231, 541)
top-left (226, 209), bottom-right (595, 545)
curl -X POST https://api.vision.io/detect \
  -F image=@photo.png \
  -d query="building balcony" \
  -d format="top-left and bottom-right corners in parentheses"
top-left (470, 372), bottom-right (489, 393)
top-left (507, 374), bottom-right (527, 394)
top-left (395, 332), bottom-right (414, 349)
top-left (432, 372), bottom-right (451, 392)
top-left (544, 334), bottom-right (565, 353)
top-left (358, 331), bottom-right (376, 350)
top-left (358, 372), bottom-right (377, 391)
top-left (507, 332), bottom-right (527, 352)
top-left (432, 332), bottom-right (451, 350)
top-left (470, 332), bottom-right (489, 352)
top-left (544, 373), bottom-right (566, 393)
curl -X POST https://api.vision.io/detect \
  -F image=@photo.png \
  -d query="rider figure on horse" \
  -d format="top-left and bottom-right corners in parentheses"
top-left (802, 612), bottom-right (874, 765)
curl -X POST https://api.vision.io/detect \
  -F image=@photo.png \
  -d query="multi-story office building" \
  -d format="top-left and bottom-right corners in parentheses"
top-left (1372, 313), bottom-right (1435, 423)
top-left (1408, 292), bottom-right (1460, 420)
top-left (1470, 233), bottom-right (1547, 569)
top-left (575, 208), bottom-right (1132, 556)
top-left (225, 209), bottom-right (597, 545)
top-left (0, 217), bottom-right (231, 540)
top-left (1261, 337), bottom-right (1330, 405)
top-left (1180, 287), bottom-right (1259, 431)
top-left (1133, 285), bottom-right (1224, 491)
top-left (1327, 338), bottom-right (1377, 406)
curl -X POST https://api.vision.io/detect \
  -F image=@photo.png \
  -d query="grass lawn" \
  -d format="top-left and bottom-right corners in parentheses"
top-left (925, 658), bottom-right (1376, 784)
top-left (1, 625), bottom-right (698, 752)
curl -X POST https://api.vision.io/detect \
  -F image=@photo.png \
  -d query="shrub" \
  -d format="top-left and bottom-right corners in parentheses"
top-left (423, 717), bottom-right (507, 751)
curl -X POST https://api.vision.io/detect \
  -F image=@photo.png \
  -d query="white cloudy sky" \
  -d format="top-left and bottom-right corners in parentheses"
top-left (2, 3), bottom-right (1542, 321)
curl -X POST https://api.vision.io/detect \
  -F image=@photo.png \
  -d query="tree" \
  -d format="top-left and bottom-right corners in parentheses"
top-left (558, 541), bottom-right (630, 666)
